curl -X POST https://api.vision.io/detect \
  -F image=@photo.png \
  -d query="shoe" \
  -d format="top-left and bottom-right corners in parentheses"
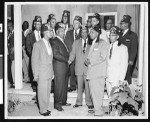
top-left (62, 103), bottom-right (71, 106)
top-left (73, 104), bottom-right (82, 108)
top-left (54, 106), bottom-right (64, 111)
top-left (40, 111), bottom-right (51, 116)
top-left (88, 109), bottom-right (94, 113)
top-left (9, 84), bottom-right (15, 88)
top-left (32, 96), bottom-right (36, 100)
top-left (68, 87), bottom-right (76, 92)
top-left (88, 105), bottom-right (94, 109)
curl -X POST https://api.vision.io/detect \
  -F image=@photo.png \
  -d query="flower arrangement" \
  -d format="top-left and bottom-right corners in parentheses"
top-left (109, 80), bottom-right (144, 116)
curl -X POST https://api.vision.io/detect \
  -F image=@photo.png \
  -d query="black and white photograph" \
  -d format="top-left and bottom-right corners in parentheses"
top-left (3, 1), bottom-right (148, 119)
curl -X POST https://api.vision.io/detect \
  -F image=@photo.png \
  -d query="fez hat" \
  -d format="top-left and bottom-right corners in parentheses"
top-left (41, 23), bottom-right (53, 33)
top-left (74, 16), bottom-right (82, 24)
top-left (121, 15), bottom-right (131, 23)
top-left (34, 16), bottom-right (42, 23)
top-left (92, 13), bottom-right (101, 21)
top-left (55, 22), bottom-right (65, 31)
top-left (92, 24), bottom-right (101, 33)
top-left (110, 26), bottom-right (121, 35)
top-left (62, 10), bottom-right (70, 17)
top-left (47, 14), bottom-right (55, 22)
top-left (81, 24), bottom-right (88, 31)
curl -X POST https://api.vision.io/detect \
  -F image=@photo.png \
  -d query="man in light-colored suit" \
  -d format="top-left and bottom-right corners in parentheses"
top-left (85, 25), bottom-right (109, 116)
top-left (68, 25), bottom-right (93, 109)
top-left (32, 23), bottom-right (54, 116)
top-left (106, 26), bottom-right (128, 96)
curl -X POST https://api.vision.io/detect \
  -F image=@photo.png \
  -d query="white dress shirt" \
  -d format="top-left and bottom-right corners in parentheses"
top-left (34, 30), bottom-right (41, 42)
top-left (82, 38), bottom-right (88, 50)
top-left (74, 29), bottom-right (80, 40)
top-left (43, 38), bottom-right (52, 55)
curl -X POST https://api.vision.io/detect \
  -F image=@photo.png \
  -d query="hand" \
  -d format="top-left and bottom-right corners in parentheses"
top-left (33, 77), bottom-right (38, 82)
top-left (128, 61), bottom-right (133, 66)
top-left (68, 60), bottom-right (72, 65)
top-left (84, 58), bottom-right (91, 66)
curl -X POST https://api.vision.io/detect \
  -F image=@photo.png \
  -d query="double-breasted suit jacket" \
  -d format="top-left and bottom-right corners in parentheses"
top-left (51, 37), bottom-right (69, 107)
top-left (87, 40), bottom-right (110, 80)
top-left (107, 41), bottom-right (128, 86)
top-left (31, 39), bottom-right (53, 113)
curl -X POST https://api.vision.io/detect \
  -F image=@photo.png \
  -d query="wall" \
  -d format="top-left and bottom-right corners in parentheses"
top-left (21, 4), bottom-right (140, 34)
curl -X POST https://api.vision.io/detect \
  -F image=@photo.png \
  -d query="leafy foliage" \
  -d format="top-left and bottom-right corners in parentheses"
top-left (109, 80), bottom-right (144, 116)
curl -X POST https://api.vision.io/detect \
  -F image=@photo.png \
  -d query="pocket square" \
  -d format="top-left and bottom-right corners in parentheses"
top-left (94, 48), bottom-right (98, 51)
top-left (126, 39), bottom-right (130, 41)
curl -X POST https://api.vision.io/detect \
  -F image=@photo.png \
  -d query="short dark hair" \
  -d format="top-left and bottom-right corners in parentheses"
top-left (22, 21), bottom-right (29, 31)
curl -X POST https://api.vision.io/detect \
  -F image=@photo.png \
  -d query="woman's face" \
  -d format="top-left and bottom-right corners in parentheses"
top-left (62, 16), bottom-right (68, 24)
top-left (50, 18), bottom-right (56, 28)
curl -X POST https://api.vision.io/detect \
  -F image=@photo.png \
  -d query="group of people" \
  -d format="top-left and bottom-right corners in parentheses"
top-left (7, 10), bottom-right (138, 116)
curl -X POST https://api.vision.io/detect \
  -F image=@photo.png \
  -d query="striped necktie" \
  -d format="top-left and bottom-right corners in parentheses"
top-left (109, 43), bottom-right (113, 59)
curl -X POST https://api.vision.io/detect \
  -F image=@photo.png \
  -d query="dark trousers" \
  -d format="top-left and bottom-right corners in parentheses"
top-left (54, 63), bottom-right (69, 108)
top-left (125, 65), bottom-right (135, 84)
top-left (8, 56), bottom-right (13, 85)
top-left (69, 62), bottom-right (77, 89)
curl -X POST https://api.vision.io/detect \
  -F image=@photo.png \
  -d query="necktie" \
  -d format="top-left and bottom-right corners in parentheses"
top-left (83, 40), bottom-right (86, 53)
top-left (109, 43), bottom-right (113, 59)
top-left (38, 31), bottom-right (41, 41)
top-left (75, 30), bottom-right (77, 40)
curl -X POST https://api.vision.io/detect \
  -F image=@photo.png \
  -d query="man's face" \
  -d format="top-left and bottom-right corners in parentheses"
top-left (106, 19), bottom-right (113, 30)
top-left (62, 16), bottom-right (68, 24)
top-left (109, 33), bottom-right (118, 43)
top-left (120, 22), bottom-right (128, 31)
top-left (81, 29), bottom-right (88, 40)
top-left (50, 18), bottom-right (56, 28)
top-left (91, 17), bottom-right (99, 27)
top-left (87, 18), bottom-right (92, 28)
top-left (7, 22), bottom-right (14, 32)
top-left (35, 22), bottom-right (41, 31)
top-left (73, 20), bottom-right (81, 30)
top-left (46, 30), bottom-right (54, 39)
top-left (89, 29), bottom-right (98, 40)
top-left (57, 28), bottom-right (65, 39)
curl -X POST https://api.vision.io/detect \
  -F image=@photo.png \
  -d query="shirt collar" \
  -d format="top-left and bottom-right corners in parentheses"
top-left (82, 38), bottom-right (88, 43)
top-left (56, 35), bottom-right (64, 42)
top-left (74, 28), bottom-right (80, 34)
top-left (123, 28), bottom-right (129, 35)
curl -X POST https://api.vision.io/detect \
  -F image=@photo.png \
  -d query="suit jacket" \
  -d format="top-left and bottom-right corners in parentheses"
top-left (8, 32), bottom-right (25, 61)
top-left (26, 31), bottom-right (37, 57)
top-left (69, 38), bottom-right (91, 76)
top-left (120, 30), bottom-right (138, 63)
top-left (87, 39), bottom-right (109, 80)
top-left (31, 39), bottom-right (54, 80)
top-left (107, 41), bottom-right (128, 85)
top-left (64, 29), bottom-right (82, 54)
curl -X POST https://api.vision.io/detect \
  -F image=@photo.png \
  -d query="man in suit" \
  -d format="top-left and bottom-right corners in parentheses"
top-left (91, 13), bottom-right (109, 44)
top-left (105, 19), bottom-right (114, 40)
top-left (22, 21), bottom-right (31, 83)
top-left (120, 15), bottom-right (138, 84)
top-left (68, 25), bottom-right (93, 109)
top-left (32, 23), bottom-right (54, 116)
top-left (7, 20), bottom-right (14, 88)
top-left (85, 25), bottom-right (109, 116)
top-left (47, 14), bottom-right (56, 38)
top-left (106, 26), bottom-right (128, 96)
top-left (65, 16), bottom-right (82, 92)
top-left (26, 16), bottom-right (42, 91)
top-left (47, 14), bottom-right (56, 93)
top-left (61, 10), bottom-right (71, 35)
top-left (51, 22), bottom-right (71, 111)
top-left (8, 20), bottom-right (25, 88)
